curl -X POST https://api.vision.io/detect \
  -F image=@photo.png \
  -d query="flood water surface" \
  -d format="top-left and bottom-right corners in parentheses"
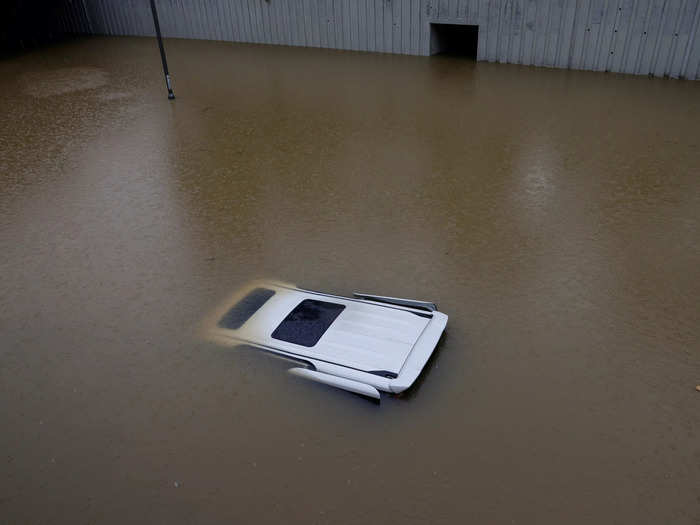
top-left (1, 37), bottom-right (699, 524)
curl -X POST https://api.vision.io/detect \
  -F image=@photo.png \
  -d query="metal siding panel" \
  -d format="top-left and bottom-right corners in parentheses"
top-left (674, 0), bottom-right (700, 77)
top-left (367, 0), bottom-right (376, 51)
top-left (411, 0), bottom-right (420, 54)
top-left (569, 0), bottom-right (587, 68)
top-left (54, 0), bottom-right (700, 76)
top-left (374, 0), bottom-right (383, 51)
top-left (372, 0), bottom-right (380, 51)
top-left (212, 0), bottom-right (224, 40)
top-left (111, 0), bottom-right (122, 35)
top-left (331, 0), bottom-right (339, 48)
top-left (338, 0), bottom-right (344, 49)
top-left (477, 0), bottom-right (489, 59)
top-left (544, 0), bottom-right (564, 66)
top-left (579, 0), bottom-right (597, 68)
top-left (261, 0), bottom-right (273, 44)
top-left (228, 0), bottom-right (242, 41)
top-left (317, 0), bottom-right (327, 47)
top-left (101, 0), bottom-right (115, 35)
top-left (648, 0), bottom-right (673, 73)
top-left (595, 0), bottom-right (620, 71)
top-left (139, 0), bottom-right (153, 36)
top-left (321, 0), bottom-right (330, 47)
top-left (174, 0), bottom-right (187, 39)
top-left (177, 0), bottom-right (189, 38)
top-left (554, 0), bottom-right (570, 67)
top-left (211, 0), bottom-right (223, 40)
top-left (290, 0), bottom-right (300, 45)
top-left (383, 0), bottom-right (392, 52)
top-left (334, 0), bottom-right (343, 49)
top-left (265, 0), bottom-right (275, 43)
top-left (420, 0), bottom-right (426, 53)
top-left (238, 0), bottom-right (250, 42)
top-left (98, 0), bottom-right (111, 35)
top-left (584, 0), bottom-right (607, 69)
top-left (201, 0), bottom-right (214, 39)
top-left (165, 0), bottom-right (176, 38)
top-left (402, 0), bottom-right (412, 53)
top-left (114, 0), bottom-right (127, 35)
top-left (683, 2), bottom-right (700, 77)
top-left (626, 0), bottom-right (652, 73)
top-left (610, 0), bottom-right (638, 71)
top-left (81, 0), bottom-right (93, 33)
top-left (520, 0), bottom-right (536, 64)
top-left (358, 0), bottom-right (368, 51)
top-left (204, 0), bottom-right (217, 40)
top-left (305, 0), bottom-right (321, 47)
top-left (485, 0), bottom-right (497, 60)
top-left (107, 0), bottom-right (120, 35)
top-left (184, 0), bottom-right (196, 38)
top-left (130, 0), bottom-right (143, 36)
top-left (392, 0), bottom-right (401, 53)
top-left (356, 0), bottom-right (364, 50)
top-left (507, 0), bottom-right (524, 62)
top-left (189, 0), bottom-right (202, 39)
top-left (470, 0), bottom-right (480, 22)
top-left (82, 0), bottom-right (95, 34)
top-left (667, 0), bottom-right (692, 75)
top-left (496, 0), bottom-right (507, 61)
top-left (221, 0), bottom-right (234, 41)
top-left (232, 0), bottom-right (246, 42)
top-left (532, 0), bottom-right (550, 65)
top-left (92, 0), bottom-right (105, 34)
top-left (637, 0), bottom-right (666, 73)
top-left (349, 0), bottom-right (359, 50)
top-left (250, 0), bottom-right (262, 42)
top-left (326, 0), bottom-right (337, 48)
top-left (276, 0), bottom-right (288, 45)
top-left (303, 0), bottom-right (313, 46)
top-left (281, 0), bottom-right (292, 44)
top-left (242, 0), bottom-right (256, 42)
top-left (248, 0), bottom-right (261, 43)
top-left (513, 0), bottom-right (528, 63)
top-left (186, 0), bottom-right (196, 38)
top-left (288, 0), bottom-right (297, 45)
top-left (454, 0), bottom-right (463, 17)
top-left (653, 0), bottom-right (683, 75)
top-left (437, 0), bottom-right (449, 18)
top-left (557, 0), bottom-right (578, 67)
top-left (502, 0), bottom-right (515, 62)
top-left (271, 0), bottom-right (282, 45)
top-left (450, 0), bottom-right (459, 17)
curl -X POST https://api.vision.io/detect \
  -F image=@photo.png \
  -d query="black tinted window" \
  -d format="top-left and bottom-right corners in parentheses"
top-left (271, 299), bottom-right (345, 347)
top-left (218, 288), bottom-right (275, 330)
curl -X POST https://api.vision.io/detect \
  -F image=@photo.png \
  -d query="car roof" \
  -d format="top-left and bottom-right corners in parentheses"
top-left (208, 282), bottom-right (432, 374)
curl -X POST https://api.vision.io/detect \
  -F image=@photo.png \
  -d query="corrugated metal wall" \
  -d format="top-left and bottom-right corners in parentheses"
top-left (1, 0), bottom-right (90, 53)
top-left (63, 0), bottom-right (700, 79)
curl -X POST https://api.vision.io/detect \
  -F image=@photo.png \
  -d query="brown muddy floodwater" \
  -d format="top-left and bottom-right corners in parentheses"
top-left (1, 36), bottom-right (699, 524)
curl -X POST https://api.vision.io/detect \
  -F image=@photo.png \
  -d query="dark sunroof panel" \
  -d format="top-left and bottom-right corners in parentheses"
top-left (271, 299), bottom-right (345, 347)
top-left (218, 288), bottom-right (275, 330)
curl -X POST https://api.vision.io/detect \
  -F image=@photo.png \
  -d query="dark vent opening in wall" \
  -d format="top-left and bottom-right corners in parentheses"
top-left (430, 24), bottom-right (478, 59)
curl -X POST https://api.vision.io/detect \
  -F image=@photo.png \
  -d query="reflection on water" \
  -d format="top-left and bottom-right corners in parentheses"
top-left (1, 36), bottom-right (699, 524)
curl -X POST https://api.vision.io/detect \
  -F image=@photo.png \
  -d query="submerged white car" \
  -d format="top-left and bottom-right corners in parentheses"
top-left (204, 281), bottom-right (448, 399)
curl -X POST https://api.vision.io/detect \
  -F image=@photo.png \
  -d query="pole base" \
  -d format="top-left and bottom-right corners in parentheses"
top-left (167, 91), bottom-right (175, 100)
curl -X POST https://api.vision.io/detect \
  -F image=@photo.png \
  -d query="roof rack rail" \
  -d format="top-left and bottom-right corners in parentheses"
top-left (353, 293), bottom-right (437, 312)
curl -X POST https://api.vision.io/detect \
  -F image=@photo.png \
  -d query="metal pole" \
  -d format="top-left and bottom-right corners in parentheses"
top-left (149, 0), bottom-right (175, 99)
